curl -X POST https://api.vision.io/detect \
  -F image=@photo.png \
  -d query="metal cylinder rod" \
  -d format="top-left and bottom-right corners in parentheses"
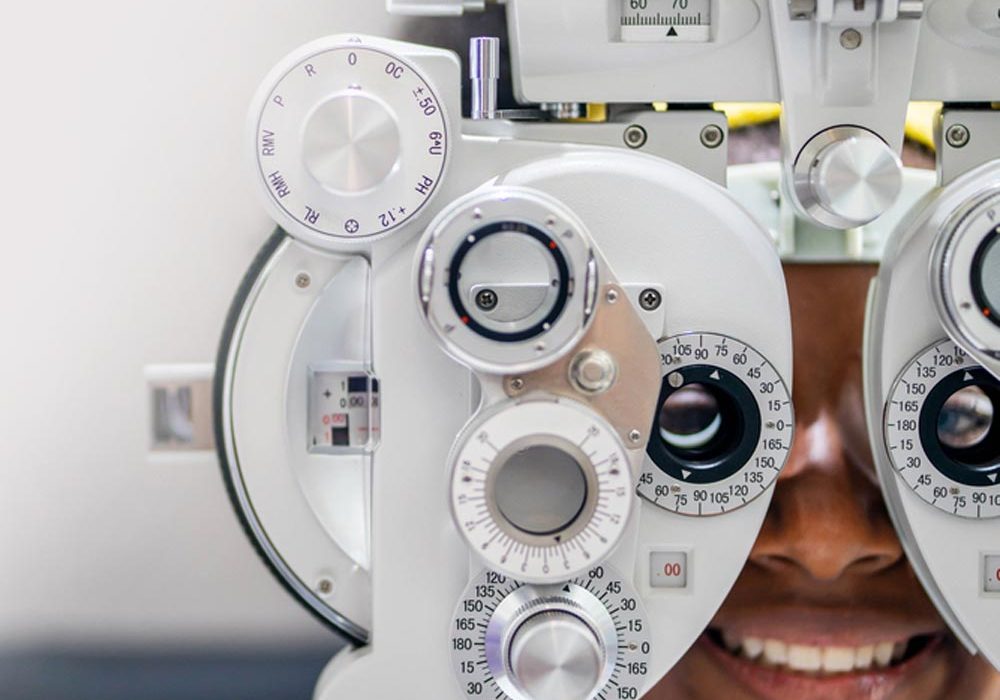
top-left (470, 36), bottom-right (500, 120)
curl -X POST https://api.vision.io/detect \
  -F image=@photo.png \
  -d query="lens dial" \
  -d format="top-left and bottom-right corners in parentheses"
top-left (637, 332), bottom-right (793, 516)
top-left (450, 399), bottom-right (634, 583)
top-left (250, 39), bottom-right (449, 246)
top-left (884, 338), bottom-right (1000, 518)
top-left (450, 565), bottom-right (650, 700)
top-left (933, 189), bottom-right (1000, 360)
top-left (418, 188), bottom-right (597, 375)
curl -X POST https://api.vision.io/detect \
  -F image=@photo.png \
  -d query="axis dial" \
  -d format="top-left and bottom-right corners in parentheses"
top-left (638, 332), bottom-right (793, 516)
top-left (884, 338), bottom-right (1000, 518)
top-left (451, 565), bottom-right (650, 700)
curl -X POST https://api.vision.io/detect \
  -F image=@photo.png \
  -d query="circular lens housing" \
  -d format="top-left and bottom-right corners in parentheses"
top-left (884, 339), bottom-right (1000, 519)
top-left (448, 222), bottom-right (571, 343)
top-left (932, 190), bottom-right (1000, 358)
top-left (920, 367), bottom-right (1000, 485)
top-left (418, 188), bottom-right (597, 375)
top-left (638, 333), bottom-right (793, 517)
top-left (450, 399), bottom-right (633, 582)
top-left (972, 228), bottom-right (1000, 328)
top-left (647, 366), bottom-right (760, 484)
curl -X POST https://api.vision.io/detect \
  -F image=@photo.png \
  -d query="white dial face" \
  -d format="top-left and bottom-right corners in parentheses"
top-left (638, 332), bottom-right (793, 516)
top-left (253, 42), bottom-right (448, 243)
top-left (450, 565), bottom-right (651, 700)
top-left (884, 339), bottom-right (1000, 519)
top-left (451, 400), bottom-right (634, 583)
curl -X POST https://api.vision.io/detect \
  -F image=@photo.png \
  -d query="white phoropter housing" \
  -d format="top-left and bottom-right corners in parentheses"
top-left (218, 31), bottom-right (793, 699)
top-left (866, 160), bottom-right (1000, 669)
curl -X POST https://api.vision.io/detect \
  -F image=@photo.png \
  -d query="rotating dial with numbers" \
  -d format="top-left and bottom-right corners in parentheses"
top-left (450, 399), bottom-right (635, 583)
top-left (450, 565), bottom-right (651, 700)
top-left (638, 332), bottom-right (793, 516)
top-left (884, 339), bottom-right (1000, 518)
top-left (250, 37), bottom-right (449, 246)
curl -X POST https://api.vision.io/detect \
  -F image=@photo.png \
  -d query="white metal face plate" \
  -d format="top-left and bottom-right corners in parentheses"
top-left (450, 565), bottom-right (651, 700)
top-left (638, 332), bottom-right (793, 516)
top-left (450, 399), bottom-right (634, 583)
top-left (252, 43), bottom-right (448, 244)
top-left (884, 338), bottom-right (1000, 519)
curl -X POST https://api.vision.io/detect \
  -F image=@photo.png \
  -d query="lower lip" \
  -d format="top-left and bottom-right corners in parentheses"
top-left (696, 632), bottom-right (945, 700)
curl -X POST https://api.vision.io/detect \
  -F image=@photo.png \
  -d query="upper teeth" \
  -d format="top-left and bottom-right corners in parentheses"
top-left (722, 632), bottom-right (907, 674)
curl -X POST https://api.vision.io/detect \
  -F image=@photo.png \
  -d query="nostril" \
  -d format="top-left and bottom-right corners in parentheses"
top-left (848, 552), bottom-right (901, 575)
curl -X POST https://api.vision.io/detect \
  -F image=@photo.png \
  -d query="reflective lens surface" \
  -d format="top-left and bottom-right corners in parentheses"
top-left (494, 445), bottom-right (588, 536)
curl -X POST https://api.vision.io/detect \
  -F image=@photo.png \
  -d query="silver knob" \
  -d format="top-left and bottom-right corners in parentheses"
top-left (569, 349), bottom-right (618, 395)
top-left (470, 37), bottom-right (500, 120)
top-left (301, 93), bottom-right (401, 194)
top-left (509, 611), bottom-right (605, 700)
top-left (792, 126), bottom-right (903, 229)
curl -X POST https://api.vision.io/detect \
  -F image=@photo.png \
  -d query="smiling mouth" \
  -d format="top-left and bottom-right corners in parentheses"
top-left (706, 627), bottom-right (942, 675)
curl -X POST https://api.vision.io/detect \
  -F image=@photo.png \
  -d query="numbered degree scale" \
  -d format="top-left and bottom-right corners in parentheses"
top-left (620, 0), bottom-right (712, 42)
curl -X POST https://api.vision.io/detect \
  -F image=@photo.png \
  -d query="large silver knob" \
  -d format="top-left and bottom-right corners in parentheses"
top-left (792, 126), bottom-right (903, 229)
top-left (451, 567), bottom-right (651, 700)
top-left (302, 93), bottom-right (401, 194)
top-left (509, 611), bottom-right (605, 699)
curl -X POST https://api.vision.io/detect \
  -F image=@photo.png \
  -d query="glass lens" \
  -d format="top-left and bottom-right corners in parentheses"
top-left (658, 384), bottom-right (722, 451)
top-left (494, 445), bottom-right (587, 536)
top-left (938, 385), bottom-right (994, 450)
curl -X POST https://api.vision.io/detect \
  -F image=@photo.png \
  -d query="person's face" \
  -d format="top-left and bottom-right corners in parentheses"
top-left (649, 264), bottom-right (1000, 700)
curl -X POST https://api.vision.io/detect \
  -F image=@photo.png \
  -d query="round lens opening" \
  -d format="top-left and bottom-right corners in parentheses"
top-left (494, 445), bottom-right (587, 536)
top-left (937, 385), bottom-right (995, 451)
top-left (457, 229), bottom-right (562, 335)
top-left (659, 384), bottom-right (723, 452)
top-left (973, 233), bottom-right (1000, 324)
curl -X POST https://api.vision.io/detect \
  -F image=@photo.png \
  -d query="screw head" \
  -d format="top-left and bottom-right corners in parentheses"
top-left (295, 272), bottom-right (311, 289)
top-left (946, 124), bottom-right (970, 149)
top-left (840, 28), bottom-right (863, 50)
top-left (629, 429), bottom-right (642, 444)
top-left (700, 124), bottom-right (725, 149)
top-left (606, 289), bottom-right (619, 304)
top-left (475, 288), bottom-right (498, 311)
top-left (624, 124), bottom-right (648, 149)
top-left (639, 288), bottom-right (662, 311)
top-left (668, 371), bottom-right (684, 389)
top-left (317, 579), bottom-right (334, 595)
top-left (509, 377), bottom-right (526, 393)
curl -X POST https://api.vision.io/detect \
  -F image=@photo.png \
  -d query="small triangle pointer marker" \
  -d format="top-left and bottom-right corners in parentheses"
top-left (710, 370), bottom-right (721, 381)
top-left (667, 26), bottom-right (678, 37)
top-left (682, 469), bottom-right (692, 480)
top-left (964, 372), bottom-right (974, 382)
top-left (990, 474), bottom-right (997, 483)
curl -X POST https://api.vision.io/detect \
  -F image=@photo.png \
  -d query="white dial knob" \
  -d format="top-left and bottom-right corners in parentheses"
top-left (793, 126), bottom-right (902, 229)
top-left (249, 37), bottom-right (450, 247)
top-left (508, 611), bottom-right (605, 700)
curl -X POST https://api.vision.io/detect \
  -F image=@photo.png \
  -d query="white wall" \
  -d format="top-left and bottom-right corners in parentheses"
top-left (0, 1), bottom-right (406, 650)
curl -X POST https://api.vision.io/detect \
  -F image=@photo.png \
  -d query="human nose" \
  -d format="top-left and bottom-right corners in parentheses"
top-left (749, 411), bottom-right (903, 583)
